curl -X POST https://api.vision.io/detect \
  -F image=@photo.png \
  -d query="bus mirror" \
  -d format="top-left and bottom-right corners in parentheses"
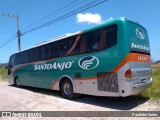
top-left (4, 65), bottom-right (8, 69)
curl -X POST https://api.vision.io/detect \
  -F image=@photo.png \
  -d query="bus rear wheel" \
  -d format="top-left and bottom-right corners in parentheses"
top-left (60, 79), bottom-right (74, 99)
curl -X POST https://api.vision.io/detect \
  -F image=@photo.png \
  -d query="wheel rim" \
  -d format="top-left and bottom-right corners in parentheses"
top-left (63, 82), bottom-right (72, 96)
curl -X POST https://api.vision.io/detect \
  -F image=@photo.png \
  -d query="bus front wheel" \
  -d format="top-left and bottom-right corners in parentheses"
top-left (60, 79), bottom-right (74, 99)
top-left (15, 77), bottom-right (20, 87)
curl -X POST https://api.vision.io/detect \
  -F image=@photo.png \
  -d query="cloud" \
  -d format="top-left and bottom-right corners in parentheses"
top-left (76, 13), bottom-right (113, 24)
top-left (76, 13), bottom-right (103, 24)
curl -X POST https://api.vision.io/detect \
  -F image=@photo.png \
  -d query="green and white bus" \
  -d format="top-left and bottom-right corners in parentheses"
top-left (8, 17), bottom-right (152, 99)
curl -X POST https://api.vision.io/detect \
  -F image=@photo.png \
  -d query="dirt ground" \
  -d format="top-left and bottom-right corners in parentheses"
top-left (0, 81), bottom-right (160, 120)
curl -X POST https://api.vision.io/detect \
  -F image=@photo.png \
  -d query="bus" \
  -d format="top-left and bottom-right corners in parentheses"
top-left (8, 17), bottom-right (152, 99)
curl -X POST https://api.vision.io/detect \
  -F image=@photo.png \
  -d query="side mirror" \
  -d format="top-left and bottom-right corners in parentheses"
top-left (4, 65), bottom-right (8, 69)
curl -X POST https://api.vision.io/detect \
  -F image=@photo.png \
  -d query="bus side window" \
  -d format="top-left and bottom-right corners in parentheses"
top-left (50, 43), bottom-right (59, 58)
top-left (14, 54), bottom-right (18, 65)
top-left (80, 36), bottom-right (86, 53)
top-left (104, 25), bottom-right (117, 49)
top-left (16, 53), bottom-right (20, 64)
top-left (31, 48), bottom-right (37, 62)
top-left (41, 47), bottom-right (44, 61)
top-left (81, 33), bottom-right (92, 53)
top-left (28, 50), bottom-right (33, 62)
top-left (43, 45), bottom-right (50, 60)
top-left (92, 30), bottom-right (101, 52)
top-left (68, 33), bottom-right (91, 55)
top-left (66, 36), bottom-right (78, 56)
top-left (21, 53), bottom-right (25, 64)
top-left (16, 53), bottom-right (21, 64)
top-left (38, 47), bottom-right (43, 61)
top-left (68, 37), bottom-right (75, 50)
top-left (59, 40), bottom-right (68, 57)
top-left (35, 48), bottom-right (40, 62)
top-left (98, 29), bottom-right (107, 50)
top-left (71, 37), bottom-right (81, 55)
top-left (23, 51), bottom-right (28, 64)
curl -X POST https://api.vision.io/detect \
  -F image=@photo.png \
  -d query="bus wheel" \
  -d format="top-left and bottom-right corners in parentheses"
top-left (60, 79), bottom-right (74, 99)
top-left (15, 77), bottom-right (20, 87)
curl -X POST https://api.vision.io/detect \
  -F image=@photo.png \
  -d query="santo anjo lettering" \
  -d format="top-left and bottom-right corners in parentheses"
top-left (131, 43), bottom-right (150, 51)
top-left (34, 61), bottom-right (73, 71)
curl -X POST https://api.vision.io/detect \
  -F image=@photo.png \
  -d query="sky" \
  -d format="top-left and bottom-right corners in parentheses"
top-left (0, 0), bottom-right (159, 63)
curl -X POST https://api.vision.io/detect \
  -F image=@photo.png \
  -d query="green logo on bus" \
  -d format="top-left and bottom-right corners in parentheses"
top-left (136, 28), bottom-right (145, 39)
top-left (78, 56), bottom-right (99, 70)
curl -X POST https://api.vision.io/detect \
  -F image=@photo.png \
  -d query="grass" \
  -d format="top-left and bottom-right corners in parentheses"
top-left (138, 64), bottom-right (160, 100)
top-left (0, 66), bottom-right (7, 81)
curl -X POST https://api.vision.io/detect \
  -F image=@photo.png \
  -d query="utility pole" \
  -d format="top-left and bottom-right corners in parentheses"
top-left (2, 13), bottom-right (21, 51)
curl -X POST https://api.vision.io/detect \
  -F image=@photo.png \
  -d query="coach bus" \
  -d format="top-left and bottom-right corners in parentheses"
top-left (8, 17), bottom-right (152, 99)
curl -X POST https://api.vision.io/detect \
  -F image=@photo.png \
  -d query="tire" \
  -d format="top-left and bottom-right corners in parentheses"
top-left (15, 77), bottom-right (20, 87)
top-left (60, 79), bottom-right (74, 99)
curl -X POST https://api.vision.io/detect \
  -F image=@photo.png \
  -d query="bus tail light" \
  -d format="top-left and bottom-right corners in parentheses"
top-left (125, 69), bottom-right (132, 78)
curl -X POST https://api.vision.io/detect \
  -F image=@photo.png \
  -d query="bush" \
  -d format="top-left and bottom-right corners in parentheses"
top-left (0, 66), bottom-right (7, 80)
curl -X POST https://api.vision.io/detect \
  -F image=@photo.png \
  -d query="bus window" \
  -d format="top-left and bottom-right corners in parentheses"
top-left (31, 48), bottom-right (39, 62)
top-left (59, 40), bottom-right (68, 57)
top-left (81, 33), bottom-right (92, 53)
top-left (50, 43), bottom-right (59, 58)
top-left (92, 30), bottom-right (101, 51)
top-left (80, 36), bottom-right (87, 53)
top-left (66, 36), bottom-right (77, 55)
top-left (37, 47), bottom-right (43, 61)
top-left (104, 25), bottom-right (117, 49)
top-left (15, 53), bottom-right (21, 65)
top-left (68, 37), bottom-right (75, 49)
top-left (21, 52), bottom-right (25, 64)
top-left (71, 38), bottom-right (81, 55)
top-left (98, 29), bottom-right (107, 51)
top-left (28, 49), bottom-right (34, 62)
top-left (43, 45), bottom-right (50, 60)
top-left (23, 51), bottom-right (28, 64)
top-left (92, 25), bottom-right (117, 52)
